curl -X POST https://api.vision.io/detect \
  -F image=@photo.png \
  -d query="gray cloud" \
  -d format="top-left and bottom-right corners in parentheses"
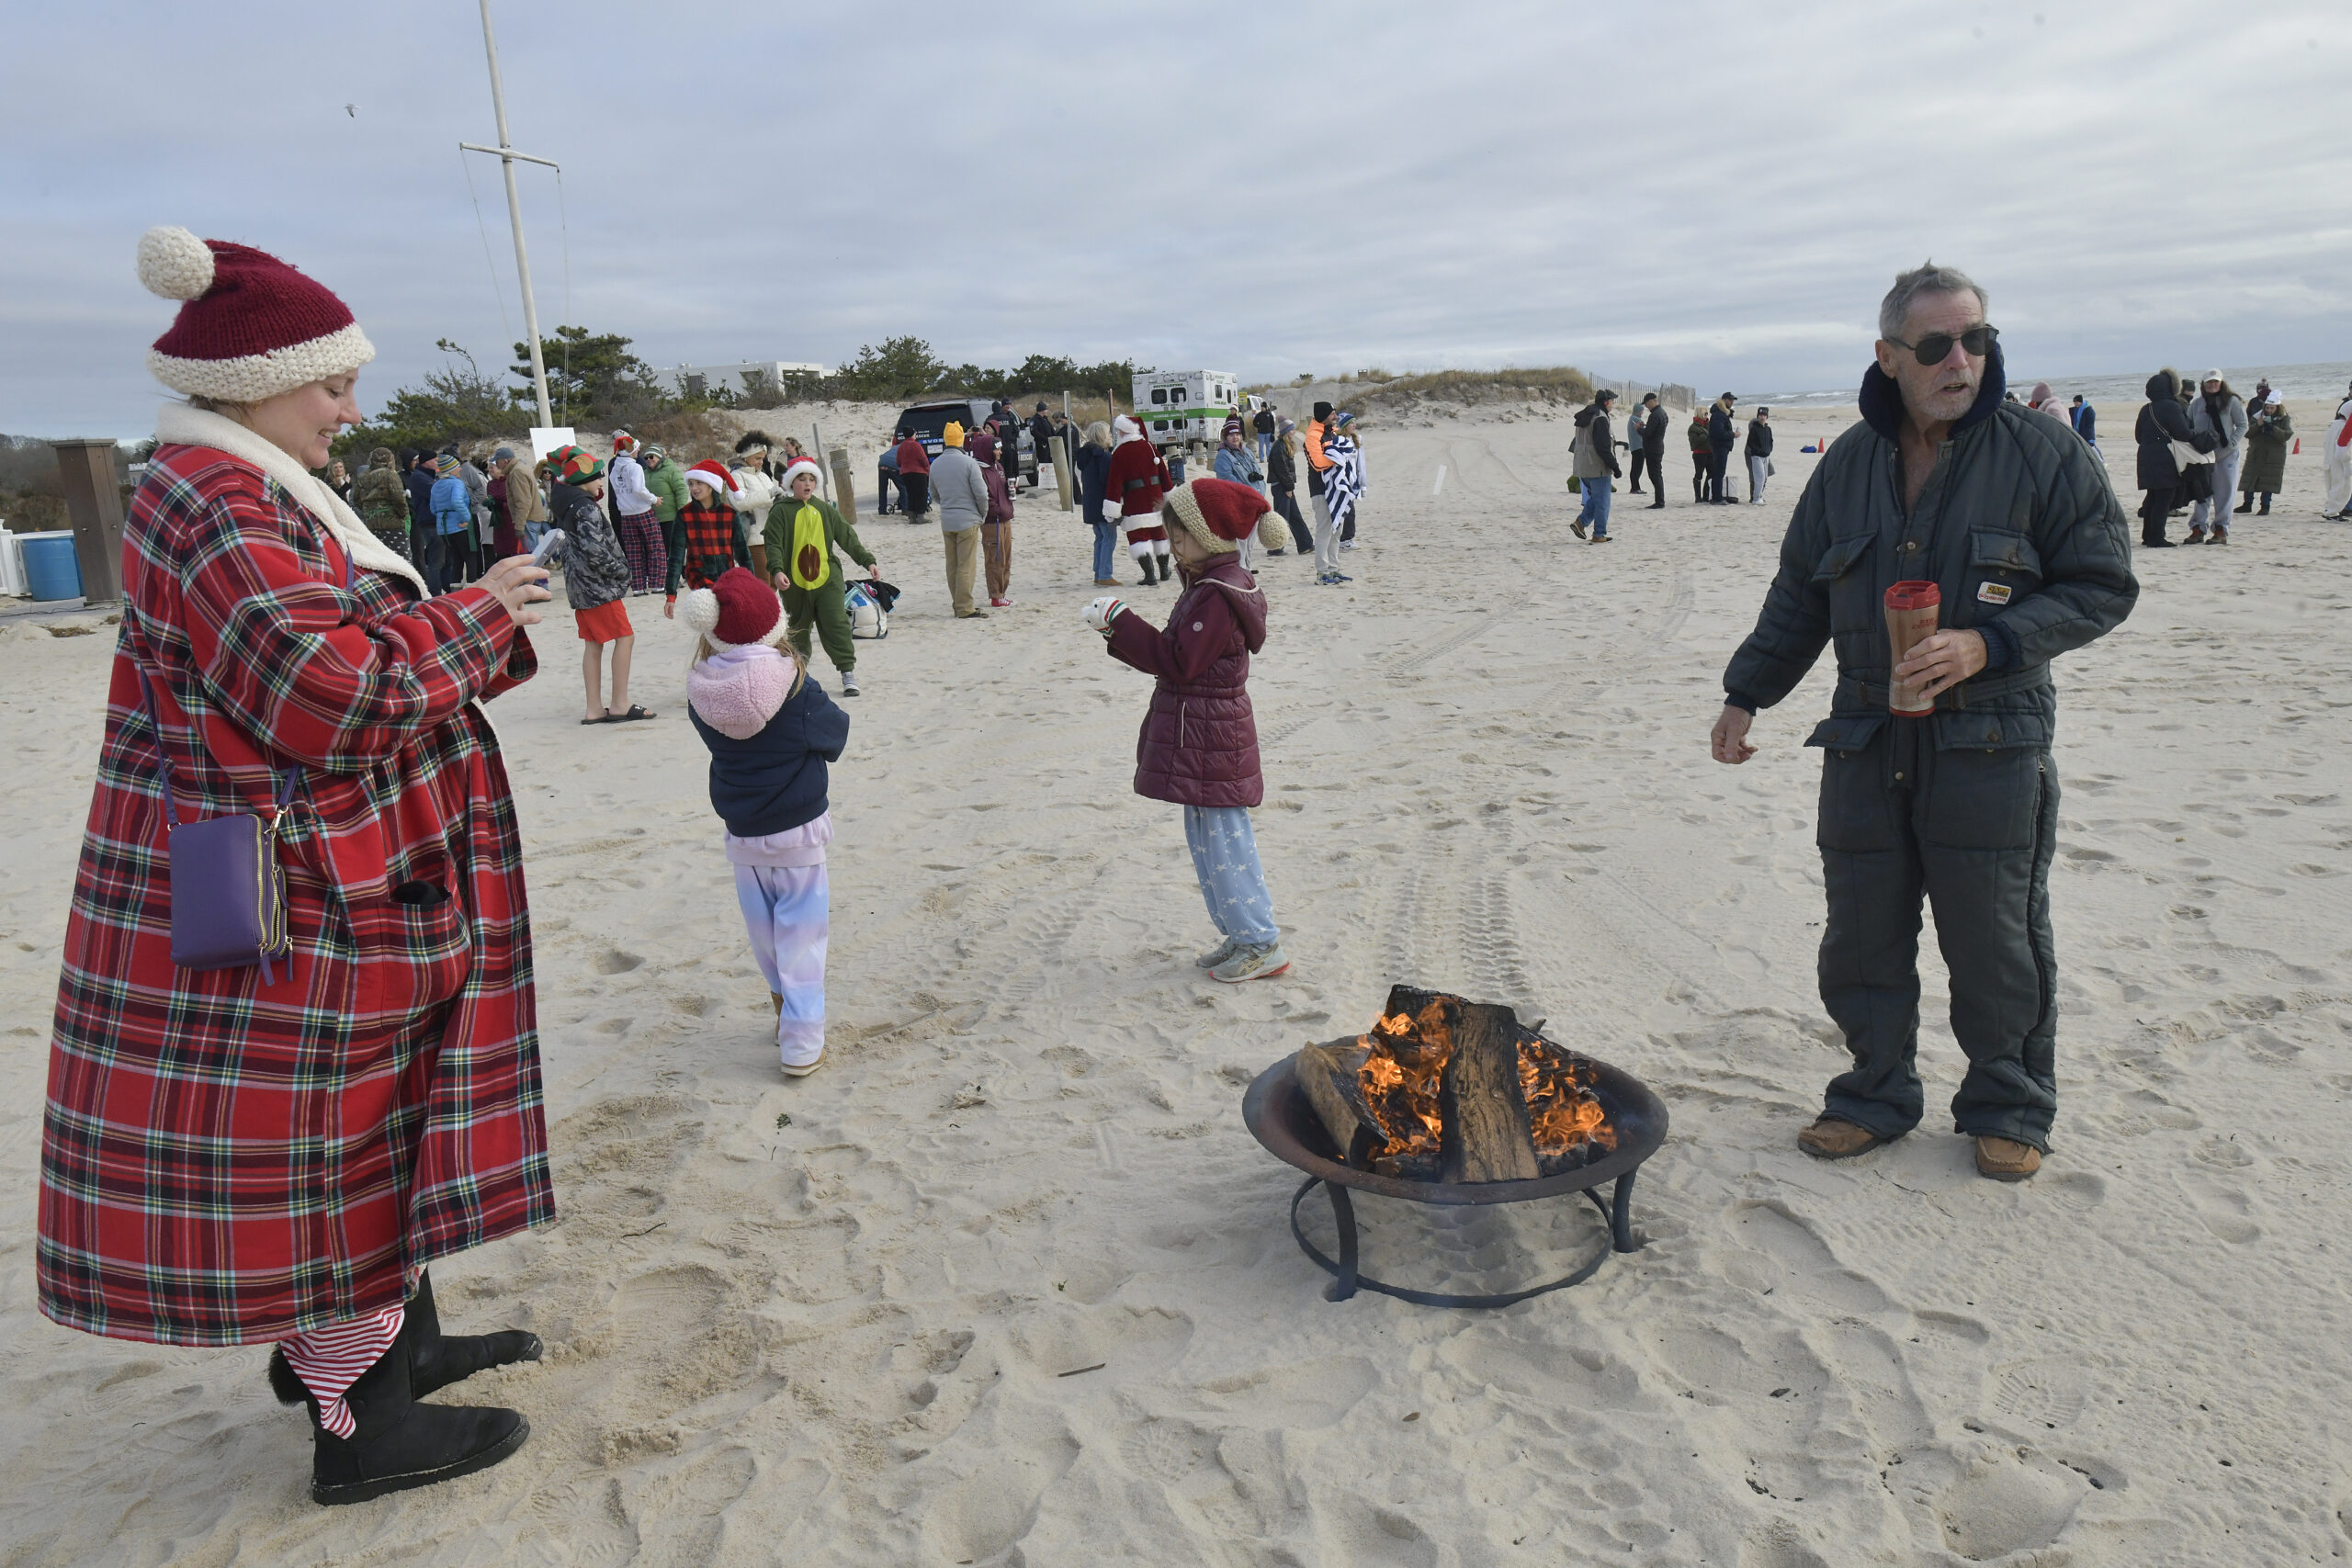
top-left (4, 0), bottom-right (2346, 436)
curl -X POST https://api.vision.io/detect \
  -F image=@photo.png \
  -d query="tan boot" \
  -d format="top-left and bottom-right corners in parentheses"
top-left (1973, 1135), bottom-right (2042, 1181)
top-left (1797, 1117), bottom-right (1889, 1159)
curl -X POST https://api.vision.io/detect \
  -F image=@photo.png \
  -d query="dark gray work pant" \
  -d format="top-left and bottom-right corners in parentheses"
top-left (1815, 718), bottom-right (2061, 1149)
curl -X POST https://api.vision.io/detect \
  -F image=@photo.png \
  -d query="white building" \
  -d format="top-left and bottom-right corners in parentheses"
top-left (667, 361), bottom-right (831, 400)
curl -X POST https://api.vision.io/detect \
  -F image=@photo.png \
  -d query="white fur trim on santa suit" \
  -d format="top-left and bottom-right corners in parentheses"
top-left (154, 402), bottom-right (424, 595)
top-left (1112, 415), bottom-right (1145, 446)
top-left (780, 457), bottom-right (822, 487)
top-left (147, 321), bottom-right (377, 406)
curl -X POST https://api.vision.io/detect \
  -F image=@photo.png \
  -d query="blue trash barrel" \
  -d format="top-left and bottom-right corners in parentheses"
top-left (20, 534), bottom-right (84, 601)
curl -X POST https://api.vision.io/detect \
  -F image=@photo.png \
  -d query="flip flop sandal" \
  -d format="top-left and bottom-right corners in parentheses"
top-left (580, 712), bottom-right (612, 725)
top-left (611, 705), bottom-right (657, 722)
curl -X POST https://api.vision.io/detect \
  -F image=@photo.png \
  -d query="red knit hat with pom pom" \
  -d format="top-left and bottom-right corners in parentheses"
top-left (1164, 478), bottom-right (1271, 554)
top-left (678, 567), bottom-right (786, 651)
top-left (136, 225), bottom-right (374, 401)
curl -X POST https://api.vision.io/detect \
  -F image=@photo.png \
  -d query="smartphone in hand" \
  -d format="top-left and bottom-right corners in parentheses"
top-left (528, 528), bottom-right (567, 567)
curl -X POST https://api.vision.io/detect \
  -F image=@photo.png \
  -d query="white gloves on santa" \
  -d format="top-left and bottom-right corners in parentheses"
top-left (1082, 596), bottom-right (1126, 636)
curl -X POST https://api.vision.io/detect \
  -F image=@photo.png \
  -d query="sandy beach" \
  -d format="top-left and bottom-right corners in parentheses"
top-left (2, 398), bottom-right (2347, 1565)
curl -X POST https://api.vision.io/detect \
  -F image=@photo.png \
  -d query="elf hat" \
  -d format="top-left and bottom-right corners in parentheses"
top-left (781, 456), bottom-right (822, 487)
top-left (1163, 478), bottom-right (1271, 557)
top-left (546, 444), bottom-right (605, 484)
top-left (685, 459), bottom-right (735, 496)
top-left (137, 225), bottom-right (376, 402)
top-left (611, 431), bottom-right (637, 453)
top-left (678, 567), bottom-right (787, 652)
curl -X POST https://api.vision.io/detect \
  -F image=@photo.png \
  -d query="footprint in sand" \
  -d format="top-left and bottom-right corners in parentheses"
top-left (1934, 1445), bottom-right (2089, 1560)
top-left (1990, 1357), bottom-right (2090, 1430)
top-left (594, 950), bottom-right (646, 975)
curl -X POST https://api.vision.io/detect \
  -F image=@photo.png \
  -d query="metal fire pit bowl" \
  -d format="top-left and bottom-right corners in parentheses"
top-left (1242, 1049), bottom-right (1668, 1308)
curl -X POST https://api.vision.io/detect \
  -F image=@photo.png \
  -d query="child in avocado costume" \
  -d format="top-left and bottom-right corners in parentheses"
top-left (764, 457), bottom-right (879, 697)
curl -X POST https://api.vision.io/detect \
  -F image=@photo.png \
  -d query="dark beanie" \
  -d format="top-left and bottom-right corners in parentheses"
top-left (1313, 400), bottom-right (1333, 420)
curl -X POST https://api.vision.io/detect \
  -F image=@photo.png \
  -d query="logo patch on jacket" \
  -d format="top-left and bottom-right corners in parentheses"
top-left (1976, 581), bottom-right (2013, 605)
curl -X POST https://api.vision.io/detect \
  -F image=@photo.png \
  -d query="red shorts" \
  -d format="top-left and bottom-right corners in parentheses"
top-left (574, 598), bottom-right (634, 643)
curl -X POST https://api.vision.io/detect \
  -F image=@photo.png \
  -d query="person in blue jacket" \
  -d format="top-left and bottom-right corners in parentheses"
top-left (427, 454), bottom-right (473, 593)
top-left (680, 568), bottom-right (851, 1077)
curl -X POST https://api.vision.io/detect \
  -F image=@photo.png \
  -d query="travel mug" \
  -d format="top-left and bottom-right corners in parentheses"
top-left (1883, 581), bottom-right (1942, 716)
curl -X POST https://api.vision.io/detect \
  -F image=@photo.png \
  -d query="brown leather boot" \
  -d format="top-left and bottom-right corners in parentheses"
top-left (1796, 1117), bottom-right (1889, 1159)
top-left (1973, 1135), bottom-right (2042, 1181)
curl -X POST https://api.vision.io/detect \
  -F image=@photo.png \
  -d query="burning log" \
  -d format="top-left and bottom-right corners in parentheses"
top-left (1289, 985), bottom-right (1620, 1183)
top-left (1439, 1002), bottom-right (1541, 1183)
top-left (1295, 1038), bottom-right (1380, 1166)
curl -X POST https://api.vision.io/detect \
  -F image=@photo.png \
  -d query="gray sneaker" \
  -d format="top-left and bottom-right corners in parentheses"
top-left (840, 670), bottom-right (860, 697)
top-left (1195, 935), bottom-right (1243, 969)
top-left (1211, 942), bottom-right (1292, 984)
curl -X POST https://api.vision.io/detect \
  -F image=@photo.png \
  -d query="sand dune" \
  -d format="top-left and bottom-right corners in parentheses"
top-left (1, 399), bottom-right (2346, 1564)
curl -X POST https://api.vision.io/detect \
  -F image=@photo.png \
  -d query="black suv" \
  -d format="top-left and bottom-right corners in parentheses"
top-left (896, 398), bottom-right (1037, 484)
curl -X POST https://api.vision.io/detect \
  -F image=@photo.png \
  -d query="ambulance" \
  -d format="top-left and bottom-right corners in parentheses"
top-left (1131, 369), bottom-right (1265, 453)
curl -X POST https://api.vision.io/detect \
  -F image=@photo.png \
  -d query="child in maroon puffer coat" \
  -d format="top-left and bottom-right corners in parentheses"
top-left (1085, 478), bottom-right (1289, 982)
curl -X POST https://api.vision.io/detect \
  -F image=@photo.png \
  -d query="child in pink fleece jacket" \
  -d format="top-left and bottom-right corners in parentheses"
top-left (680, 570), bottom-right (851, 1077)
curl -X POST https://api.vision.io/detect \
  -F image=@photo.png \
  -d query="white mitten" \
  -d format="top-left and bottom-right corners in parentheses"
top-left (1082, 596), bottom-right (1126, 635)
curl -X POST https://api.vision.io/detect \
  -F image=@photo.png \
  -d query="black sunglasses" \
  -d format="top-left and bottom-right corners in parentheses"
top-left (1886, 324), bottom-right (1999, 366)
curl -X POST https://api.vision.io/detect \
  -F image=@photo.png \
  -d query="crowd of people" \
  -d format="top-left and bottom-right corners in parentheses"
top-left (2130, 370), bottom-right (2315, 547)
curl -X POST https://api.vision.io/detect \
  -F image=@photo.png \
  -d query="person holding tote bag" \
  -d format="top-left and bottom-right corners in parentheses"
top-left (38, 227), bottom-right (557, 1506)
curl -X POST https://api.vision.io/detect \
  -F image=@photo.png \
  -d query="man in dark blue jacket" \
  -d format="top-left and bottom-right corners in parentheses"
top-left (402, 451), bottom-right (437, 570)
top-left (1707, 394), bottom-right (1738, 503)
top-left (1709, 262), bottom-right (2137, 1182)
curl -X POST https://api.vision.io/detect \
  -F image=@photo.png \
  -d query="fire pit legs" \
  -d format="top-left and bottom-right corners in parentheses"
top-left (1590, 1169), bottom-right (1638, 1254)
top-left (1320, 1179), bottom-right (1361, 1302)
top-left (1288, 1174), bottom-right (1639, 1308)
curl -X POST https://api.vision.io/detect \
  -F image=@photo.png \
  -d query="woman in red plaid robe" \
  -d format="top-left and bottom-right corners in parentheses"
top-left (39, 227), bottom-right (556, 1504)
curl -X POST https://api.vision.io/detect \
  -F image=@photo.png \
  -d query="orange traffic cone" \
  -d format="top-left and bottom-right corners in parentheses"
top-left (2292, 438), bottom-right (2301, 454)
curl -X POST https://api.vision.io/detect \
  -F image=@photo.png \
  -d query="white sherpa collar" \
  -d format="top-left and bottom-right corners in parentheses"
top-left (154, 402), bottom-right (426, 595)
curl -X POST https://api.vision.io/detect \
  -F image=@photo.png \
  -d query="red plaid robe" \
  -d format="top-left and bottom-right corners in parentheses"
top-left (38, 442), bottom-right (555, 1346)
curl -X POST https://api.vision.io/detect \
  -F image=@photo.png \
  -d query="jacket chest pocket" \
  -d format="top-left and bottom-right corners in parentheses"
top-left (1965, 528), bottom-right (2041, 616)
top-left (1810, 535), bottom-right (1877, 635)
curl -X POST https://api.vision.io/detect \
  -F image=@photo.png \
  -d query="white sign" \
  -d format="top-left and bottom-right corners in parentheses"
top-left (529, 426), bottom-right (576, 461)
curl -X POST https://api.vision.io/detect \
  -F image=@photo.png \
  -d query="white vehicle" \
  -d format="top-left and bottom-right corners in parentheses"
top-left (1132, 369), bottom-right (1263, 452)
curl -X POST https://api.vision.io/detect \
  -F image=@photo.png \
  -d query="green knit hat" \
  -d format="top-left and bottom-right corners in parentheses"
top-left (548, 444), bottom-right (605, 484)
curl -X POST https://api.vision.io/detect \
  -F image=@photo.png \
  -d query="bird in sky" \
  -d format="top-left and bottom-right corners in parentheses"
top-left (345, 104), bottom-right (357, 117)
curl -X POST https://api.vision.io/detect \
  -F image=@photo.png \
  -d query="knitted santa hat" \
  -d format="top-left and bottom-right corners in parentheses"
top-left (678, 567), bottom-right (787, 652)
top-left (137, 225), bottom-right (375, 402)
top-left (780, 456), bottom-right (822, 487)
top-left (685, 459), bottom-right (735, 497)
top-left (1163, 478), bottom-right (1271, 556)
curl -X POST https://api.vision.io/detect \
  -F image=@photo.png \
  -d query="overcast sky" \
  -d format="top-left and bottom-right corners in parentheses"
top-left (5, 0), bottom-right (2346, 437)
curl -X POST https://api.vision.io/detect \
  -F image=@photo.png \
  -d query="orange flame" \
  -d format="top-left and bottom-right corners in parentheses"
top-left (1349, 994), bottom-right (1615, 1174)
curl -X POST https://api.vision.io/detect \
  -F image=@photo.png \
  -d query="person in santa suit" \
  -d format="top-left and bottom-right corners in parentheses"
top-left (1105, 413), bottom-right (1174, 585)
top-left (39, 226), bottom-right (555, 1506)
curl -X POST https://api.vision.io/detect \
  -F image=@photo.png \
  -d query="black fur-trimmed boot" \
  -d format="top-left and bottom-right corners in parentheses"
top-left (1136, 554), bottom-right (1157, 586)
top-left (268, 1304), bottom-right (529, 1505)
top-left (404, 1269), bottom-right (542, 1398)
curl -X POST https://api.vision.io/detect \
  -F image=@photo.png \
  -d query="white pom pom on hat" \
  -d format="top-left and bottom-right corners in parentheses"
top-left (137, 225), bottom-right (216, 301)
top-left (679, 586), bottom-right (722, 641)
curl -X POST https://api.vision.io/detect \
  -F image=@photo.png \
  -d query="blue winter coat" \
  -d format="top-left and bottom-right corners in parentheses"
top-left (430, 475), bottom-right (473, 536)
top-left (1075, 442), bottom-right (1113, 525)
top-left (688, 674), bottom-right (852, 838)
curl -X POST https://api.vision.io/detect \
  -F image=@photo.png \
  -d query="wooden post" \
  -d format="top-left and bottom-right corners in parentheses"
top-left (1049, 434), bottom-right (1073, 512)
top-left (48, 440), bottom-right (126, 604)
top-left (828, 446), bottom-right (858, 529)
top-left (1438, 1001), bottom-right (1539, 1182)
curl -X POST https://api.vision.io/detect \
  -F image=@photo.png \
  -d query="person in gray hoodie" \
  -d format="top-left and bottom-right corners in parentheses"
top-left (2184, 370), bottom-right (2248, 544)
top-left (929, 421), bottom-right (992, 617)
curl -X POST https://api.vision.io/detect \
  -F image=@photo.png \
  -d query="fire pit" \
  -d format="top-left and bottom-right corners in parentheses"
top-left (1242, 986), bottom-right (1668, 1307)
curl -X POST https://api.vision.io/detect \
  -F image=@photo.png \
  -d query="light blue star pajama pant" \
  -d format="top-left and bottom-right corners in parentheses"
top-left (1183, 805), bottom-right (1280, 946)
top-left (735, 863), bottom-right (828, 1067)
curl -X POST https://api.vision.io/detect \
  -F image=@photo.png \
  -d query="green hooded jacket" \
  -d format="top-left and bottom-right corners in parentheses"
top-left (763, 495), bottom-right (875, 592)
top-left (642, 455), bottom-right (690, 523)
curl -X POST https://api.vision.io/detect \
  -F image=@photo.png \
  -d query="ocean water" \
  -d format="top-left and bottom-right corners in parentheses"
top-left (1749, 359), bottom-right (2352, 412)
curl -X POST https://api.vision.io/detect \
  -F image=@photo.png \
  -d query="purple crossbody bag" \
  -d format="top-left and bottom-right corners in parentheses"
top-left (131, 535), bottom-right (351, 986)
